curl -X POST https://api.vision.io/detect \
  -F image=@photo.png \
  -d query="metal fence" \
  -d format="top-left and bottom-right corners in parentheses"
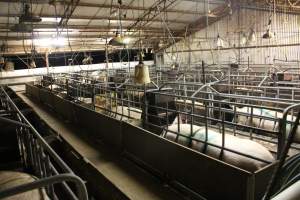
top-left (0, 86), bottom-right (88, 200)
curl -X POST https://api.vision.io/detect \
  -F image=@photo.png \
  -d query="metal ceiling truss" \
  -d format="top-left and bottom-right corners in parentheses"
top-left (58, 0), bottom-right (80, 27)
top-left (0, 0), bottom-right (203, 15)
top-left (0, 35), bottom-right (184, 41)
top-left (0, 13), bottom-right (189, 24)
top-left (127, 0), bottom-right (178, 31)
top-left (0, 24), bottom-right (180, 32)
top-left (156, 1), bottom-right (233, 52)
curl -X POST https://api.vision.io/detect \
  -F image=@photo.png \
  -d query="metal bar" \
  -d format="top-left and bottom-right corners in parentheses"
top-left (0, 174), bottom-right (88, 200)
top-left (0, 116), bottom-right (30, 127)
top-left (127, 0), bottom-right (178, 31)
top-left (263, 111), bottom-right (300, 200)
top-left (58, 0), bottom-right (80, 27)
top-left (0, 0), bottom-right (204, 15)
top-left (0, 87), bottom-right (88, 200)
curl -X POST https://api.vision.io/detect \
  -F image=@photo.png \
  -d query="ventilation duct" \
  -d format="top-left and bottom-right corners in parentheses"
top-left (247, 28), bottom-right (256, 44)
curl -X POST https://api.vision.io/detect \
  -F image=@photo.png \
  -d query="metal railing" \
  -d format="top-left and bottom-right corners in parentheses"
top-left (36, 75), bottom-right (300, 163)
top-left (0, 86), bottom-right (88, 200)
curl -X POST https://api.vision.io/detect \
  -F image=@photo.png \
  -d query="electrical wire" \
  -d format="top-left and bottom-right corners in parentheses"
top-left (156, 5), bottom-right (179, 64)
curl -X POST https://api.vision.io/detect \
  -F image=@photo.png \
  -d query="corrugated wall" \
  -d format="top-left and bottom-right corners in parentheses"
top-left (164, 8), bottom-right (300, 67)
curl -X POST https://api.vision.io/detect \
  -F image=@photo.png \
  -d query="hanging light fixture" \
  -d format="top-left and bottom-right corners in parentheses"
top-left (109, 32), bottom-right (126, 46)
top-left (262, 29), bottom-right (274, 39)
top-left (203, 10), bottom-right (217, 18)
top-left (262, 18), bottom-right (275, 39)
top-left (203, 0), bottom-right (217, 18)
top-left (240, 32), bottom-right (247, 46)
top-left (216, 34), bottom-right (224, 48)
top-left (29, 59), bottom-right (36, 68)
top-left (247, 28), bottom-right (256, 44)
top-left (82, 53), bottom-right (93, 65)
top-left (134, 52), bottom-right (151, 84)
top-left (108, 32), bottom-right (132, 46)
top-left (108, 0), bottom-right (132, 46)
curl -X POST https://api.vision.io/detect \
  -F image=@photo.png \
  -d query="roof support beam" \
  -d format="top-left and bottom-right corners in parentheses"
top-left (0, 0), bottom-right (201, 15)
top-left (0, 14), bottom-right (189, 24)
top-left (156, 2), bottom-right (232, 52)
top-left (0, 24), bottom-right (182, 32)
top-left (58, 0), bottom-right (80, 27)
top-left (0, 35), bottom-right (184, 40)
top-left (127, 0), bottom-right (178, 31)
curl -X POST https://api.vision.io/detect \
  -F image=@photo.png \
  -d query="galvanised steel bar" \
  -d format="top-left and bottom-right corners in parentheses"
top-left (127, 0), bottom-right (178, 31)
top-left (37, 74), bottom-right (300, 160)
top-left (0, 174), bottom-right (88, 200)
top-left (263, 111), bottom-right (300, 200)
top-left (0, 116), bottom-right (30, 127)
top-left (0, 86), bottom-right (88, 200)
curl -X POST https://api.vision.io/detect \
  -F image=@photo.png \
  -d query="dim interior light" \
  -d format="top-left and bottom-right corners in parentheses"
top-left (41, 17), bottom-right (62, 23)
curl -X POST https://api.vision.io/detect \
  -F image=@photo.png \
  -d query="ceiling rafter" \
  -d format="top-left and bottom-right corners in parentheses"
top-left (58, 0), bottom-right (80, 27)
top-left (0, 24), bottom-right (182, 32)
top-left (0, 13), bottom-right (189, 24)
top-left (0, 0), bottom-right (202, 15)
top-left (127, 0), bottom-right (178, 31)
top-left (156, 1), bottom-right (233, 52)
top-left (0, 29), bottom-right (169, 34)
top-left (0, 0), bottom-right (242, 54)
top-left (0, 35), bottom-right (184, 40)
